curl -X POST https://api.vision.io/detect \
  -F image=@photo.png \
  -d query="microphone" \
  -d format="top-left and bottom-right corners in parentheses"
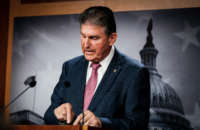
top-left (2, 75), bottom-right (37, 111)
top-left (81, 83), bottom-right (86, 126)
top-left (24, 76), bottom-right (36, 87)
top-left (64, 80), bottom-right (71, 88)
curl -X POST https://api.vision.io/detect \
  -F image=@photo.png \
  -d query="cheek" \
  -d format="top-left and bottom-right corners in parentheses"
top-left (81, 44), bottom-right (85, 53)
top-left (80, 40), bottom-right (84, 48)
top-left (95, 44), bottom-right (106, 55)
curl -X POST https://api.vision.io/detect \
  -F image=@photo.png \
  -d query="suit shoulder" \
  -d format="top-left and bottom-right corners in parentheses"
top-left (120, 53), bottom-right (144, 70)
top-left (119, 52), bottom-right (150, 76)
top-left (119, 53), bottom-right (149, 81)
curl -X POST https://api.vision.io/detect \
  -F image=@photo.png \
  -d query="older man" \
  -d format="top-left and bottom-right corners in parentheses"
top-left (44, 6), bottom-right (150, 130)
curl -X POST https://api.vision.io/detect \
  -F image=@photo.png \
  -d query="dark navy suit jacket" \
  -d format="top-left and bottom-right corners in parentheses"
top-left (44, 49), bottom-right (150, 130)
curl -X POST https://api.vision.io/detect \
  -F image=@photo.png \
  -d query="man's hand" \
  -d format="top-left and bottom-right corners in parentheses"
top-left (54, 103), bottom-right (75, 124)
top-left (73, 110), bottom-right (102, 128)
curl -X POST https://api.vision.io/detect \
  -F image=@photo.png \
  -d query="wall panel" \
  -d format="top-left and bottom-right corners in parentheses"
top-left (0, 0), bottom-right (9, 108)
top-left (3, 0), bottom-right (200, 112)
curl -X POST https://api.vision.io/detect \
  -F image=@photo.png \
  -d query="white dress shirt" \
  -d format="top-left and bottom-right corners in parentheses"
top-left (86, 46), bottom-right (115, 93)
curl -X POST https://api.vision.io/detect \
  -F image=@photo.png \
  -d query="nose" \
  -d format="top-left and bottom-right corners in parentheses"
top-left (83, 38), bottom-right (90, 48)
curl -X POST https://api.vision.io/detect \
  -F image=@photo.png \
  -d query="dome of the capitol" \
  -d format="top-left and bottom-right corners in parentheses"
top-left (149, 71), bottom-right (191, 130)
top-left (140, 19), bottom-right (192, 130)
top-left (150, 74), bottom-right (184, 114)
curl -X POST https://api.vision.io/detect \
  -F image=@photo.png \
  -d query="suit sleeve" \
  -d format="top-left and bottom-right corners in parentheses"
top-left (99, 67), bottom-right (150, 130)
top-left (44, 62), bottom-right (69, 124)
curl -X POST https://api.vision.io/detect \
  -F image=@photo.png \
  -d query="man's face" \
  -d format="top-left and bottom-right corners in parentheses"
top-left (80, 23), bottom-right (117, 63)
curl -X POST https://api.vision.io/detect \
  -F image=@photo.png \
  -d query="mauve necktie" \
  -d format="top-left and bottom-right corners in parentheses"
top-left (83, 63), bottom-right (101, 111)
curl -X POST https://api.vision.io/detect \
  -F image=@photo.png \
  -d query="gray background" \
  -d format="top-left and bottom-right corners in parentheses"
top-left (11, 8), bottom-right (200, 127)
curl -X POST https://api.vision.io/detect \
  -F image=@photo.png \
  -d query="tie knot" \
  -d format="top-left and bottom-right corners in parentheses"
top-left (91, 63), bottom-right (101, 70)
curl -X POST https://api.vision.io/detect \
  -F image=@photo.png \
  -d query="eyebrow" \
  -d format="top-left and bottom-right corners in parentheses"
top-left (80, 32), bottom-right (100, 38)
top-left (89, 35), bottom-right (100, 39)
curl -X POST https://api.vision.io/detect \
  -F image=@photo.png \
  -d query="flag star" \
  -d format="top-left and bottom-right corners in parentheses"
top-left (174, 22), bottom-right (200, 52)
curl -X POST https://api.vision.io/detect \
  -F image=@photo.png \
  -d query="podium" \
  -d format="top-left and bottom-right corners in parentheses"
top-left (10, 110), bottom-right (44, 125)
top-left (12, 125), bottom-right (111, 130)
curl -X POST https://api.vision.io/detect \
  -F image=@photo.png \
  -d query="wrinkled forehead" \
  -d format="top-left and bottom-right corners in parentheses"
top-left (80, 23), bottom-right (107, 35)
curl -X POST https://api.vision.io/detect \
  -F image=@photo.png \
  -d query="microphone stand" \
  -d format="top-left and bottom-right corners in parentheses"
top-left (0, 75), bottom-right (36, 129)
top-left (81, 83), bottom-right (86, 126)
top-left (1, 76), bottom-right (36, 113)
top-left (3, 86), bottom-right (31, 111)
top-left (0, 86), bottom-right (31, 129)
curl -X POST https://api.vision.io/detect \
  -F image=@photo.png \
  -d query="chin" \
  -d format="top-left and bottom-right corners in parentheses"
top-left (84, 56), bottom-right (94, 61)
top-left (84, 54), bottom-right (100, 62)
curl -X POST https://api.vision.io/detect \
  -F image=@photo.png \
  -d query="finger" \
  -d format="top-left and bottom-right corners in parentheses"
top-left (79, 113), bottom-right (85, 125)
top-left (73, 113), bottom-right (83, 125)
top-left (54, 106), bottom-right (66, 120)
top-left (62, 111), bottom-right (67, 120)
top-left (83, 111), bottom-right (102, 128)
top-left (84, 115), bottom-right (94, 126)
top-left (86, 118), bottom-right (93, 126)
top-left (58, 113), bottom-right (65, 120)
top-left (87, 116), bottom-right (101, 127)
top-left (66, 103), bottom-right (74, 123)
top-left (85, 121), bottom-right (89, 126)
top-left (83, 112), bottom-right (93, 124)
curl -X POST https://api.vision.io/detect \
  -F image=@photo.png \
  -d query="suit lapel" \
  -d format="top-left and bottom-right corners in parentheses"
top-left (75, 57), bottom-right (88, 114)
top-left (88, 49), bottom-right (123, 111)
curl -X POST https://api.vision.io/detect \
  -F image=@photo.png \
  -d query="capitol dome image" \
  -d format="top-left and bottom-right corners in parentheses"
top-left (140, 19), bottom-right (192, 130)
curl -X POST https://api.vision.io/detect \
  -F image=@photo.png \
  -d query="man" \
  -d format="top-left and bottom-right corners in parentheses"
top-left (44, 6), bottom-right (150, 130)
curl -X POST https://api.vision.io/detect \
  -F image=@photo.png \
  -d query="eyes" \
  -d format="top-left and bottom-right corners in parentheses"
top-left (90, 36), bottom-right (100, 40)
top-left (81, 34), bottom-right (100, 40)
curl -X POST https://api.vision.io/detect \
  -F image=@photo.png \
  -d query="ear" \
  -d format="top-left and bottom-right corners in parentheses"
top-left (108, 32), bottom-right (117, 46)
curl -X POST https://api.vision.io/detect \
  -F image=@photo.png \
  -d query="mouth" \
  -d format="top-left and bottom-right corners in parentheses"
top-left (85, 50), bottom-right (95, 55)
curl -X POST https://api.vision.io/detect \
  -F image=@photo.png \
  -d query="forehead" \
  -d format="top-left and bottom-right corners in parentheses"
top-left (80, 24), bottom-right (106, 35)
